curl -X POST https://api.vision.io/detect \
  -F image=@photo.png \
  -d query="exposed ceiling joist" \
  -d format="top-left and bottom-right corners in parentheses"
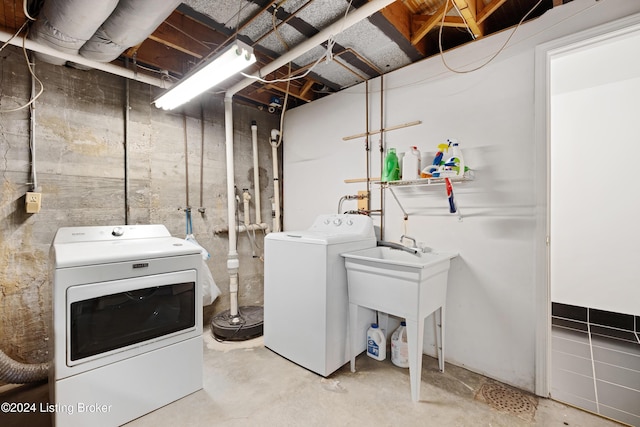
top-left (0, 0), bottom-right (563, 110)
top-left (477, 0), bottom-right (509, 25)
top-left (411, 1), bottom-right (454, 45)
top-left (451, 0), bottom-right (483, 38)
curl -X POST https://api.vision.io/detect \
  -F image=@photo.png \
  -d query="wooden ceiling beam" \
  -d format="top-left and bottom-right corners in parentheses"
top-left (379, 1), bottom-right (427, 56)
top-left (476, 0), bottom-right (508, 25)
top-left (298, 79), bottom-right (315, 100)
top-left (263, 81), bottom-right (315, 103)
top-left (410, 1), bottom-right (453, 45)
top-left (412, 15), bottom-right (468, 29)
top-left (451, 0), bottom-right (484, 39)
top-left (123, 38), bottom-right (197, 75)
top-left (147, 21), bottom-right (210, 59)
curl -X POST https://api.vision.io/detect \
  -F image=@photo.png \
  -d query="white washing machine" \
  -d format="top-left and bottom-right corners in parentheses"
top-left (264, 214), bottom-right (376, 376)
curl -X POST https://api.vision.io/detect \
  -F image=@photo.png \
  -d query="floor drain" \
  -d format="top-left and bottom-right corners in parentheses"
top-left (476, 381), bottom-right (537, 421)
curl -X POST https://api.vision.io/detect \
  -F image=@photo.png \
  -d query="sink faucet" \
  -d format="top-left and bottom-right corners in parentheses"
top-left (400, 235), bottom-right (417, 248)
top-left (377, 240), bottom-right (419, 255)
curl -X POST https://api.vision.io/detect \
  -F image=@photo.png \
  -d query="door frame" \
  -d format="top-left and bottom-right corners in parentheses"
top-left (533, 12), bottom-right (640, 397)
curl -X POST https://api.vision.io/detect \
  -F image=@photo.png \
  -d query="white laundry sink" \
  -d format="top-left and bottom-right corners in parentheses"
top-left (342, 246), bottom-right (457, 402)
top-left (341, 247), bottom-right (456, 316)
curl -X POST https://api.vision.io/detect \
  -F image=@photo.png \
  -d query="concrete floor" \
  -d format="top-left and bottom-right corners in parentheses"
top-left (1, 330), bottom-right (624, 427)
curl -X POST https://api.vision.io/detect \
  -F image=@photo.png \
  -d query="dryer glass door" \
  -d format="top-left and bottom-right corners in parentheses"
top-left (66, 270), bottom-right (196, 364)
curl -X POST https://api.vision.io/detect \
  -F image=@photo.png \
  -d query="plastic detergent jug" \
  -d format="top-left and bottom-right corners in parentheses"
top-left (381, 148), bottom-right (399, 182)
top-left (401, 146), bottom-right (421, 181)
top-left (367, 323), bottom-right (386, 361)
top-left (391, 321), bottom-right (409, 368)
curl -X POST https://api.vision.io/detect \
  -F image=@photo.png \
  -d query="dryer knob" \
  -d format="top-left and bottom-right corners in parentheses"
top-left (112, 227), bottom-right (124, 236)
top-left (346, 219), bottom-right (353, 226)
top-left (333, 218), bottom-right (342, 226)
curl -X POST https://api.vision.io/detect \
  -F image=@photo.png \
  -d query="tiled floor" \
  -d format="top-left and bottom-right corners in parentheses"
top-left (551, 302), bottom-right (640, 426)
top-left (1, 328), bottom-right (627, 427)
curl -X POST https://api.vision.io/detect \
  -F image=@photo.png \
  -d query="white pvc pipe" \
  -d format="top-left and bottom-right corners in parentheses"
top-left (224, 0), bottom-right (396, 98)
top-left (0, 30), bottom-right (167, 88)
top-left (251, 122), bottom-right (262, 225)
top-left (224, 97), bottom-right (240, 318)
top-left (243, 190), bottom-right (251, 226)
top-left (220, 0), bottom-right (394, 315)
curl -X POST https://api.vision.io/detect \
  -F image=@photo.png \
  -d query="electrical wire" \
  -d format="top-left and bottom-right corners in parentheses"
top-left (450, 0), bottom-right (476, 40)
top-left (336, 0), bottom-right (599, 95)
top-left (23, 0), bottom-right (37, 21)
top-left (0, 21), bottom-right (28, 53)
top-left (0, 27), bottom-right (44, 113)
top-left (438, 0), bottom-right (545, 74)
top-left (241, 54), bottom-right (324, 84)
top-left (241, 0), bottom-right (355, 85)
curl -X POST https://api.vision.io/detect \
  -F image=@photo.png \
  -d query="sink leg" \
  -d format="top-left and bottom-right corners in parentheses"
top-left (405, 318), bottom-right (425, 402)
top-left (436, 306), bottom-right (445, 372)
top-left (349, 303), bottom-right (358, 373)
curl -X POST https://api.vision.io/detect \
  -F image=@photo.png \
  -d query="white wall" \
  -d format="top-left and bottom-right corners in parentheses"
top-left (550, 28), bottom-right (640, 316)
top-left (281, 0), bottom-right (640, 392)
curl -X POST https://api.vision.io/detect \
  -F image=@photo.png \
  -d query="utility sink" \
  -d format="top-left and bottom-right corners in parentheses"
top-left (341, 246), bottom-right (457, 402)
top-left (342, 246), bottom-right (456, 268)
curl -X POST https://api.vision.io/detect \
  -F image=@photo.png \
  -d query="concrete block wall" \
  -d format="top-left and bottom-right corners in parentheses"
top-left (0, 45), bottom-right (278, 371)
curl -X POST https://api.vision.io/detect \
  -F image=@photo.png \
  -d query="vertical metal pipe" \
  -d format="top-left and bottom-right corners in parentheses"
top-left (365, 80), bottom-right (370, 212)
top-left (124, 60), bottom-right (130, 224)
top-left (183, 114), bottom-right (190, 209)
top-left (29, 54), bottom-right (37, 192)
top-left (199, 104), bottom-right (205, 211)
top-left (379, 75), bottom-right (385, 240)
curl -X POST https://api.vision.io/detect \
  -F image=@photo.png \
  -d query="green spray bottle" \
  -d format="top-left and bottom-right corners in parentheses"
top-left (381, 148), bottom-right (400, 182)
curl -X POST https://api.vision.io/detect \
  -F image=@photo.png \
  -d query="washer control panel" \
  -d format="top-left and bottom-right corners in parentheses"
top-left (309, 214), bottom-right (374, 237)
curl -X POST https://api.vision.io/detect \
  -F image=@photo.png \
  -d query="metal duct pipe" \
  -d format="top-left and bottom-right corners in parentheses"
top-left (0, 350), bottom-right (49, 384)
top-left (80, 0), bottom-right (182, 62)
top-left (270, 129), bottom-right (281, 233)
top-left (29, 0), bottom-right (119, 65)
top-left (0, 30), bottom-right (167, 88)
top-left (224, 0), bottom-right (397, 98)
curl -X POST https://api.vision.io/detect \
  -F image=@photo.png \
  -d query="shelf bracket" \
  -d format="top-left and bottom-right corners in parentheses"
top-left (388, 186), bottom-right (409, 220)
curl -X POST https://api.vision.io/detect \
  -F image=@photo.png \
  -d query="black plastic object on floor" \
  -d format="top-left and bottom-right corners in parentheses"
top-left (211, 306), bottom-right (264, 341)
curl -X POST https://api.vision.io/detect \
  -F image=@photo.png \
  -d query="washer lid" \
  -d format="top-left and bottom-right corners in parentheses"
top-left (266, 231), bottom-right (375, 245)
top-left (266, 213), bottom-right (376, 245)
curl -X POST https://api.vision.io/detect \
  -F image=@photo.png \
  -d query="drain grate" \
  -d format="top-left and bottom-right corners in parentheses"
top-left (476, 381), bottom-right (537, 421)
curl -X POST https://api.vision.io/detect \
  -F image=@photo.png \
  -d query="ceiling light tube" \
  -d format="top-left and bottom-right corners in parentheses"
top-left (154, 41), bottom-right (256, 110)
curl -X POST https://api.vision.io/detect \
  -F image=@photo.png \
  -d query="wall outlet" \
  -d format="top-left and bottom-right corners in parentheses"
top-left (26, 192), bottom-right (42, 213)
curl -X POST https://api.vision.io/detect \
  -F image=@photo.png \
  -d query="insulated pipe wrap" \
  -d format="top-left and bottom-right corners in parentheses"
top-left (29, 0), bottom-right (119, 64)
top-left (79, 0), bottom-right (182, 62)
top-left (0, 350), bottom-right (49, 384)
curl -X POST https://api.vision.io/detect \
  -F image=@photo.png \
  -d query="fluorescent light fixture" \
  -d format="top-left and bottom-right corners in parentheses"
top-left (154, 41), bottom-right (256, 110)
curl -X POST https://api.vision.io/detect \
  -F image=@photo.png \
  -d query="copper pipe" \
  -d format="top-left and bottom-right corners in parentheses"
top-left (365, 80), bottom-right (370, 212)
top-left (379, 74), bottom-right (385, 240)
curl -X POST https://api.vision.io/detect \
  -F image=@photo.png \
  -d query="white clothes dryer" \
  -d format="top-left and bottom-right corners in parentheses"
top-left (264, 214), bottom-right (376, 377)
top-left (50, 224), bottom-right (203, 427)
